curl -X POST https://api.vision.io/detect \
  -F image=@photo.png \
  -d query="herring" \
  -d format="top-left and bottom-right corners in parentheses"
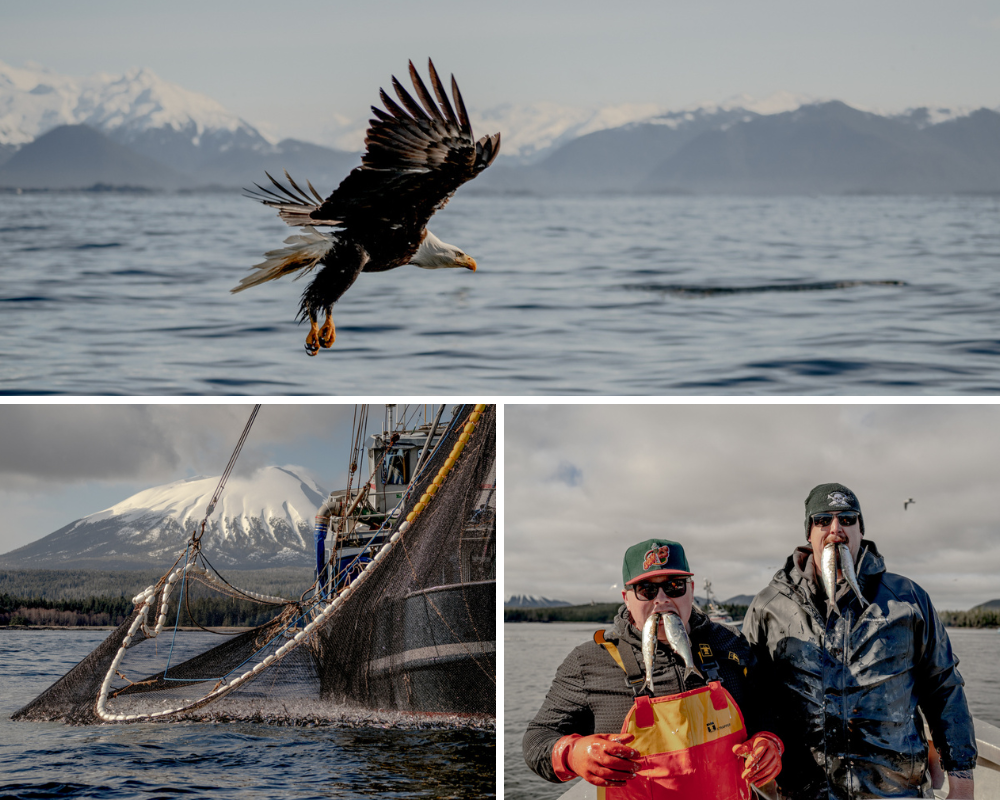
top-left (821, 543), bottom-right (839, 618)
top-left (838, 543), bottom-right (869, 610)
top-left (662, 611), bottom-right (702, 684)
top-left (641, 612), bottom-right (660, 695)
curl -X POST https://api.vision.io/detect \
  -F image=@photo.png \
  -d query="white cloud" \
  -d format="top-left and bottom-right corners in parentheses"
top-left (506, 404), bottom-right (1000, 611)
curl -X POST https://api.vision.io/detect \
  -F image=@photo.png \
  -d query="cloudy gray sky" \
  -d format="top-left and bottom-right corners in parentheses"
top-left (3, 0), bottom-right (999, 145)
top-left (505, 403), bottom-right (1000, 612)
top-left (0, 403), bottom-right (446, 555)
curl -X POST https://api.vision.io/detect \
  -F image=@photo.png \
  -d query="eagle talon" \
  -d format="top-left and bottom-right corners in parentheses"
top-left (319, 317), bottom-right (336, 348)
top-left (305, 323), bottom-right (321, 356)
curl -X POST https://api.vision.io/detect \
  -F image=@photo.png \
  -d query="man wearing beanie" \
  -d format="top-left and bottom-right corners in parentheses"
top-left (743, 483), bottom-right (977, 799)
top-left (523, 538), bottom-right (783, 796)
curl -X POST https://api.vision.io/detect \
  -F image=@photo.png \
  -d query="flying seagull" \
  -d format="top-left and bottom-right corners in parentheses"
top-left (236, 59), bottom-right (501, 355)
top-left (904, 498), bottom-right (915, 510)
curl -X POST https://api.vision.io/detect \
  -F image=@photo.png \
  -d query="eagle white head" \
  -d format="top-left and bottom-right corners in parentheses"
top-left (411, 229), bottom-right (477, 271)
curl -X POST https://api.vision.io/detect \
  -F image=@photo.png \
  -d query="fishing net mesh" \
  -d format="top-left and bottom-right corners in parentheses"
top-left (13, 404), bottom-right (496, 728)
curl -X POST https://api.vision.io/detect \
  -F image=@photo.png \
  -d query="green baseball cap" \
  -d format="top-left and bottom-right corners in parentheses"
top-left (622, 539), bottom-right (693, 585)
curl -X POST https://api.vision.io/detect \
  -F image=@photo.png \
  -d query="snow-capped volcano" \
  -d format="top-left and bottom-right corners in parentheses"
top-left (0, 466), bottom-right (328, 570)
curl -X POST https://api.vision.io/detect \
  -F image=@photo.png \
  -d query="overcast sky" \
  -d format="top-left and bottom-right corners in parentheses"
top-left (3, 0), bottom-right (999, 146)
top-left (0, 403), bottom-right (447, 555)
top-left (506, 403), bottom-right (1000, 612)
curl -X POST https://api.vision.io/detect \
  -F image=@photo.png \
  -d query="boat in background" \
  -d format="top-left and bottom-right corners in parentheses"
top-left (701, 578), bottom-right (737, 625)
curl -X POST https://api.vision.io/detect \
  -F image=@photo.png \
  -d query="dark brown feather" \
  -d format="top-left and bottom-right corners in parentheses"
top-left (391, 76), bottom-right (431, 122)
top-left (427, 60), bottom-right (459, 127)
top-left (450, 75), bottom-right (472, 135)
top-left (408, 60), bottom-right (447, 122)
top-left (378, 90), bottom-right (409, 121)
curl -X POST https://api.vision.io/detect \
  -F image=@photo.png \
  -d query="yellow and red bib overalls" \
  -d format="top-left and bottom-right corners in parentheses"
top-left (596, 632), bottom-right (753, 800)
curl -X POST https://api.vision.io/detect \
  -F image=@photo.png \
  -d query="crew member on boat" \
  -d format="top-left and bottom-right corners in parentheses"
top-left (523, 538), bottom-right (783, 797)
top-left (743, 483), bottom-right (978, 800)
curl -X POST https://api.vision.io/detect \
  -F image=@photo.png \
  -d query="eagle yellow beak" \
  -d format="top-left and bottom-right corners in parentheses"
top-left (458, 254), bottom-right (477, 272)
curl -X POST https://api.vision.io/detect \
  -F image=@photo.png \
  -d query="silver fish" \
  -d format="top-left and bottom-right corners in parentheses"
top-left (821, 543), bottom-right (839, 617)
top-left (662, 611), bottom-right (702, 684)
top-left (751, 780), bottom-right (779, 800)
top-left (838, 543), bottom-right (869, 609)
top-left (641, 612), bottom-right (660, 694)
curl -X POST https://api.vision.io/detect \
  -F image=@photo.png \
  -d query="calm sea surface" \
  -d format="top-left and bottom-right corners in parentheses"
top-left (1, 192), bottom-right (999, 395)
top-left (0, 630), bottom-right (495, 799)
top-left (504, 622), bottom-right (1000, 800)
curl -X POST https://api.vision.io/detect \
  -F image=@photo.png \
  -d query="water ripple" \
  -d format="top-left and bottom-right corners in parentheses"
top-left (1, 192), bottom-right (999, 394)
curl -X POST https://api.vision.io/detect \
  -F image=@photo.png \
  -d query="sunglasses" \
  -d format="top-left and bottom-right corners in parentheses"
top-left (631, 577), bottom-right (691, 601)
top-left (811, 512), bottom-right (860, 528)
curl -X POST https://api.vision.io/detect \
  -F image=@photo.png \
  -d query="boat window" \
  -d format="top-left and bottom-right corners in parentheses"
top-left (381, 448), bottom-right (408, 485)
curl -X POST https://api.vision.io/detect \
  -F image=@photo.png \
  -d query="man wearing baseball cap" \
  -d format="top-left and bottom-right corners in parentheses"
top-left (523, 538), bottom-right (783, 797)
top-left (743, 483), bottom-right (977, 799)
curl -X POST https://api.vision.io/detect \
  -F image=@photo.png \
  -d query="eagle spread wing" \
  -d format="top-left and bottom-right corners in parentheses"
top-left (241, 60), bottom-right (499, 355)
top-left (248, 59), bottom-right (500, 231)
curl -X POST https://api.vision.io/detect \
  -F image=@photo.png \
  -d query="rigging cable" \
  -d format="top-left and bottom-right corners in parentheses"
top-left (191, 404), bottom-right (261, 545)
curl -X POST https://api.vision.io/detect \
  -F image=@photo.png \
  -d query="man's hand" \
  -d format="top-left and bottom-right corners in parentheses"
top-left (551, 733), bottom-right (639, 786)
top-left (732, 732), bottom-right (783, 787)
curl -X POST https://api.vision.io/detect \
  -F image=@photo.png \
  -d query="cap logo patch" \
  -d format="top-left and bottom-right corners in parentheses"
top-left (827, 492), bottom-right (851, 507)
top-left (642, 545), bottom-right (671, 570)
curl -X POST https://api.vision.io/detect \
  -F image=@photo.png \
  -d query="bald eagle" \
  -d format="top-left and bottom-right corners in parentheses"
top-left (235, 59), bottom-right (501, 355)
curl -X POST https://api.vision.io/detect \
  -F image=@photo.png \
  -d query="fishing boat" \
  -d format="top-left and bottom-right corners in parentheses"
top-left (313, 404), bottom-right (496, 715)
top-left (14, 403), bottom-right (496, 725)
top-left (701, 578), bottom-right (737, 625)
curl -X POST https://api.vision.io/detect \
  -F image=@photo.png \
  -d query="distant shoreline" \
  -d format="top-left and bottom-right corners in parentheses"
top-left (504, 604), bottom-right (1000, 629)
top-left (1, 625), bottom-right (251, 633)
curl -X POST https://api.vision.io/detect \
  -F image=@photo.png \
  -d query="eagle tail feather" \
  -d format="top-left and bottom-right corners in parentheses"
top-left (232, 227), bottom-right (335, 293)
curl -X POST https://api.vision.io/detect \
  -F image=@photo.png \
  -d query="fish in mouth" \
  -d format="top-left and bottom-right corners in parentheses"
top-left (642, 610), bottom-right (702, 694)
top-left (820, 543), bottom-right (870, 617)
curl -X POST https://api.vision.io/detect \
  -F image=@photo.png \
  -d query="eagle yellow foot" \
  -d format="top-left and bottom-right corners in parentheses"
top-left (305, 322), bottom-right (321, 357)
top-left (319, 316), bottom-right (336, 348)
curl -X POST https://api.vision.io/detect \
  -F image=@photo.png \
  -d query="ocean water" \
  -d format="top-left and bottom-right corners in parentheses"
top-left (2, 191), bottom-right (999, 395)
top-left (503, 622), bottom-right (1000, 800)
top-left (0, 629), bottom-right (495, 799)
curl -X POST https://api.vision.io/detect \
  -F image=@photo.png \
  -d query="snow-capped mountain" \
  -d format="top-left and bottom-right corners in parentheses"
top-left (3, 59), bottom-right (998, 192)
top-left (0, 466), bottom-right (328, 570)
top-left (0, 59), bottom-right (271, 167)
top-left (478, 92), bottom-right (827, 164)
top-left (504, 595), bottom-right (572, 608)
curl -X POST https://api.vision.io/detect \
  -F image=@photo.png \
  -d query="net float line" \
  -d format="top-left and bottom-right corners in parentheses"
top-left (95, 403), bottom-right (488, 723)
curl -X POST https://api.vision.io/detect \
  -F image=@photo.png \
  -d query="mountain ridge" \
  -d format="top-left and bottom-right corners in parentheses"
top-left (3, 59), bottom-right (999, 194)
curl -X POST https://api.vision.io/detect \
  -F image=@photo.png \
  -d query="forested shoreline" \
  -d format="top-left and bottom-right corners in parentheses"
top-left (503, 602), bottom-right (751, 623)
top-left (0, 568), bottom-right (313, 601)
top-left (504, 603), bottom-right (1000, 628)
top-left (1, 592), bottom-right (286, 628)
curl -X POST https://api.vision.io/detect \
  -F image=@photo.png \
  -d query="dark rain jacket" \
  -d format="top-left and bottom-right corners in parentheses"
top-left (743, 539), bottom-right (977, 800)
top-left (523, 605), bottom-right (765, 783)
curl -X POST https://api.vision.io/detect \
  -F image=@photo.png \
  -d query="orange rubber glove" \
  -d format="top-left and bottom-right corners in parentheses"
top-left (732, 731), bottom-right (784, 787)
top-left (551, 733), bottom-right (639, 786)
